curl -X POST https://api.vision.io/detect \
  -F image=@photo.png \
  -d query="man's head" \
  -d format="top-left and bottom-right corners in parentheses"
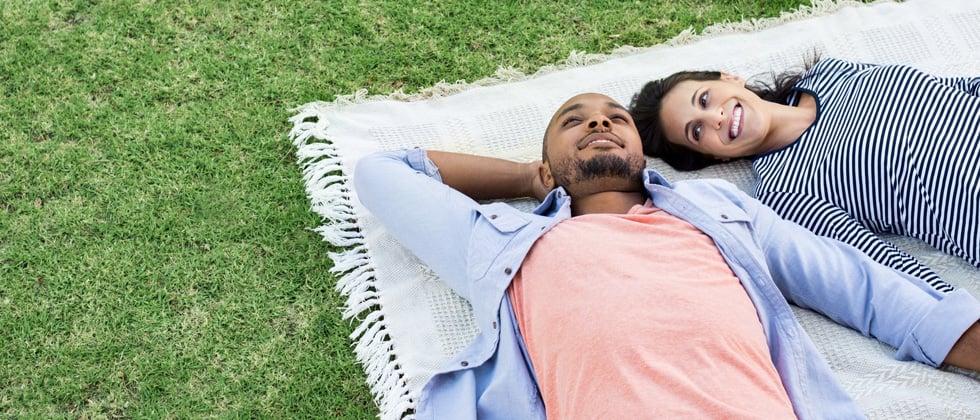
top-left (539, 93), bottom-right (647, 199)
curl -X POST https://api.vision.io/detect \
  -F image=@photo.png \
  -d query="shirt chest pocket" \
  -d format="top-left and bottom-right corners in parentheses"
top-left (468, 203), bottom-right (530, 281)
top-left (706, 203), bottom-right (752, 226)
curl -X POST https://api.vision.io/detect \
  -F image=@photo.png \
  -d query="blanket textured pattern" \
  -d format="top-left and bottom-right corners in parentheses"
top-left (289, 0), bottom-right (980, 418)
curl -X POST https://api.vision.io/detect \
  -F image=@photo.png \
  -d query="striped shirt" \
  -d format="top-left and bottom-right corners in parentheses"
top-left (753, 57), bottom-right (980, 293)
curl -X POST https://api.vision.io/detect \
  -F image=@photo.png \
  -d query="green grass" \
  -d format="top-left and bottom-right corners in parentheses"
top-left (1, 0), bottom-right (816, 417)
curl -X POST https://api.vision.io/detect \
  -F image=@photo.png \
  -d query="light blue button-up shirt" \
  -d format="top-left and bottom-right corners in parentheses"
top-left (353, 148), bottom-right (980, 420)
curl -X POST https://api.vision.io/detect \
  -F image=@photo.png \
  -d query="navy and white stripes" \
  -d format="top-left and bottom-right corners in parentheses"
top-left (753, 58), bottom-right (980, 293)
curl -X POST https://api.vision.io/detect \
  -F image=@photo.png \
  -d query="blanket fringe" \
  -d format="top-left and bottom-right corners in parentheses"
top-left (331, 244), bottom-right (415, 419)
top-left (288, 1), bottom-right (893, 419)
top-left (290, 105), bottom-right (416, 418)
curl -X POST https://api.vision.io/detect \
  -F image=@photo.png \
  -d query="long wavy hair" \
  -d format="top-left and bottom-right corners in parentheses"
top-left (629, 56), bottom-right (819, 171)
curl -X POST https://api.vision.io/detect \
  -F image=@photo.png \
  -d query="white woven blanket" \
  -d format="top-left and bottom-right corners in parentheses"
top-left (289, 1), bottom-right (980, 418)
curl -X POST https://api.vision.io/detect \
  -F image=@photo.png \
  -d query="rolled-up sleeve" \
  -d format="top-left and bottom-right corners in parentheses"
top-left (895, 289), bottom-right (980, 366)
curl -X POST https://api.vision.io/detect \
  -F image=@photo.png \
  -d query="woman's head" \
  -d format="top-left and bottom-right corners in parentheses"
top-left (630, 71), bottom-right (724, 171)
top-left (630, 63), bottom-right (810, 171)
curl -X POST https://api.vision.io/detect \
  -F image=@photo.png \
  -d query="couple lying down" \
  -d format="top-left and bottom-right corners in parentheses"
top-left (353, 58), bottom-right (980, 419)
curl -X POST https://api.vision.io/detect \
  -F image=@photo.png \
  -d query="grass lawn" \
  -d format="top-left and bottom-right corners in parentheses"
top-left (1, 1), bottom-right (817, 417)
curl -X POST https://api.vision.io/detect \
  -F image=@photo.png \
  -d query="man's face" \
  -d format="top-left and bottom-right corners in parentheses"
top-left (541, 93), bottom-right (646, 194)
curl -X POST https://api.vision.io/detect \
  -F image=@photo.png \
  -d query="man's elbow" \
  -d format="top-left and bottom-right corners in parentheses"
top-left (353, 151), bottom-right (395, 208)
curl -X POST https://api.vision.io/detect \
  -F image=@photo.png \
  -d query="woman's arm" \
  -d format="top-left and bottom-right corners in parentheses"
top-left (427, 150), bottom-right (549, 201)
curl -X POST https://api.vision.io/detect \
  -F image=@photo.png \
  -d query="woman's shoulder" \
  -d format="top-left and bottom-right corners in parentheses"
top-left (806, 57), bottom-right (877, 77)
top-left (805, 57), bottom-right (941, 93)
top-left (795, 57), bottom-right (885, 96)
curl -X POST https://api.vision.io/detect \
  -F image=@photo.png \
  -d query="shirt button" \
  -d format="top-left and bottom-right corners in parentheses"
top-left (504, 268), bottom-right (512, 275)
top-left (720, 214), bottom-right (729, 220)
top-left (461, 361), bottom-right (469, 367)
top-left (492, 321), bottom-right (497, 329)
top-left (490, 214), bottom-right (498, 220)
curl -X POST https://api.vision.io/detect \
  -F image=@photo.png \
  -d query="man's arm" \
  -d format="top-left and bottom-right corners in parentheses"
top-left (737, 187), bottom-right (980, 371)
top-left (427, 151), bottom-right (549, 201)
top-left (758, 191), bottom-right (949, 291)
top-left (354, 149), bottom-right (483, 297)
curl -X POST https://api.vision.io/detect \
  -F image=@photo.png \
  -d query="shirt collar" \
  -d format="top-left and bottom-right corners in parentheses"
top-left (643, 168), bottom-right (674, 188)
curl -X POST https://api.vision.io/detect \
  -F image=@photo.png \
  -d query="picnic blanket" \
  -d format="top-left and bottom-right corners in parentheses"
top-left (289, 0), bottom-right (980, 418)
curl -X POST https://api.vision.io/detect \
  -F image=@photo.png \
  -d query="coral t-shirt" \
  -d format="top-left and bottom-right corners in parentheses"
top-left (507, 201), bottom-right (795, 419)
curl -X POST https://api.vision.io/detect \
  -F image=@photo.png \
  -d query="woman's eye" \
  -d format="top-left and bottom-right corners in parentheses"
top-left (699, 92), bottom-right (709, 107)
top-left (693, 124), bottom-right (702, 142)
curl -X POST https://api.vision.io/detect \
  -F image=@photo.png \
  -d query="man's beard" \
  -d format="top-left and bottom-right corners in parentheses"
top-left (550, 153), bottom-right (646, 190)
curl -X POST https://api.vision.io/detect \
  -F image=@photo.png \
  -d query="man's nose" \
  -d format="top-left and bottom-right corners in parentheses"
top-left (587, 116), bottom-right (611, 130)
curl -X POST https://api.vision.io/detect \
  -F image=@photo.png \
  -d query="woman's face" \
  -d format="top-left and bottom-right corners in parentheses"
top-left (658, 74), bottom-right (772, 159)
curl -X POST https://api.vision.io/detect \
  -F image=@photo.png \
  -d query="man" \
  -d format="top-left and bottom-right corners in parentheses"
top-left (353, 93), bottom-right (980, 419)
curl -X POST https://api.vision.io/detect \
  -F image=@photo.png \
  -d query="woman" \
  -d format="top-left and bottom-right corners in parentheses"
top-left (629, 57), bottom-right (980, 292)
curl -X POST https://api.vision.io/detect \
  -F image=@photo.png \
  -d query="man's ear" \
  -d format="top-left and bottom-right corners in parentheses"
top-left (539, 161), bottom-right (555, 191)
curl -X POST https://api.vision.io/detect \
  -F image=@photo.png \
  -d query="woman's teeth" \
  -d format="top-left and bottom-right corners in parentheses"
top-left (730, 105), bottom-right (743, 139)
